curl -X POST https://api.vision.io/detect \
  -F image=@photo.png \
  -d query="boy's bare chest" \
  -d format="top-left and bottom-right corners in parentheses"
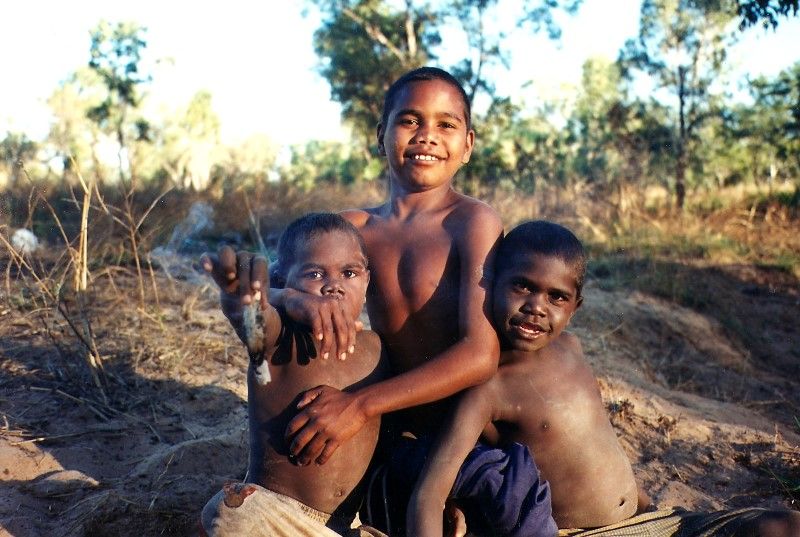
top-left (363, 224), bottom-right (459, 312)
top-left (496, 365), bottom-right (600, 443)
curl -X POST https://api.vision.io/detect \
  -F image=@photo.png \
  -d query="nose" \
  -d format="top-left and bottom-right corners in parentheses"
top-left (412, 122), bottom-right (436, 145)
top-left (321, 278), bottom-right (344, 297)
top-left (521, 293), bottom-right (546, 316)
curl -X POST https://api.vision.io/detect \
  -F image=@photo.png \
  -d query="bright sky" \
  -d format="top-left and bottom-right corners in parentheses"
top-left (1, 1), bottom-right (798, 149)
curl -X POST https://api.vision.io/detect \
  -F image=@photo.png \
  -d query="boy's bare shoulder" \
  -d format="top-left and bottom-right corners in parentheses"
top-left (340, 206), bottom-right (385, 228)
top-left (355, 329), bottom-right (382, 357)
top-left (556, 331), bottom-right (583, 354)
top-left (450, 193), bottom-right (502, 225)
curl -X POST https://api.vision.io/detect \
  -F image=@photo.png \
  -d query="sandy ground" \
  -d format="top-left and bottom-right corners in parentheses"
top-left (0, 258), bottom-right (798, 536)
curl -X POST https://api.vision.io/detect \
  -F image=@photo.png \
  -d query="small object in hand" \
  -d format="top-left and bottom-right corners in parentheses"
top-left (242, 302), bottom-right (270, 385)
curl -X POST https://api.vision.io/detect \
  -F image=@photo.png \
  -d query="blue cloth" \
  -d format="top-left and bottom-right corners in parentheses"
top-left (378, 438), bottom-right (556, 537)
top-left (451, 442), bottom-right (557, 537)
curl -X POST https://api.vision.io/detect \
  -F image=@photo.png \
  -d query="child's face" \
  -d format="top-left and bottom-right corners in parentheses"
top-left (378, 79), bottom-right (474, 193)
top-left (493, 252), bottom-right (582, 353)
top-left (284, 231), bottom-right (369, 320)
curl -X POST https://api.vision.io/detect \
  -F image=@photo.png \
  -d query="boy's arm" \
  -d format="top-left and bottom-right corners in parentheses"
top-left (201, 246), bottom-right (359, 359)
top-left (202, 248), bottom-right (283, 355)
top-left (285, 206), bottom-right (503, 464)
top-left (408, 386), bottom-right (496, 537)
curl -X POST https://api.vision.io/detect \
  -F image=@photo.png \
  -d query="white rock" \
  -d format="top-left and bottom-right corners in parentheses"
top-left (11, 228), bottom-right (39, 254)
top-left (22, 469), bottom-right (101, 497)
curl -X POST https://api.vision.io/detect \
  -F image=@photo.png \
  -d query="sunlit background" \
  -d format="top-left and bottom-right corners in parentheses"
top-left (3, 0), bottom-right (797, 148)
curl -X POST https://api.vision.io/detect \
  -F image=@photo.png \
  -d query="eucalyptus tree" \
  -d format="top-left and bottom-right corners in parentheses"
top-left (746, 62), bottom-right (800, 183)
top-left (734, 0), bottom-right (799, 28)
top-left (620, 0), bottom-right (736, 208)
top-left (157, 90), bottom-right (222, 191)
top-left (86, 20), bottom-right (150, 184)
top-left (47, 68), bottom-right (109, 184)
top-left (0, 132), bottom-right (37, 189)
top-left (309, 0), bottom-right (583, 175)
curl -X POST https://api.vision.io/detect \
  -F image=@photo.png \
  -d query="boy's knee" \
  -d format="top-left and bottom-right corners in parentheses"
top-left (751, 510), bottom-right (800, 537)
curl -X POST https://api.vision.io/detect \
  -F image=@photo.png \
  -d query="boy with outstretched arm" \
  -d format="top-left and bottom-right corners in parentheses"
top-left (200, 213), bottom-right (388, 537)
top-left (408, 220), bottom-right (800, 537)
top-left (204, 68), bottom-right (555, 535)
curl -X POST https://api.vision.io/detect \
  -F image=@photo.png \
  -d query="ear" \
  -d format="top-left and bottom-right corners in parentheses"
top-left (376, 123), bottom-right (386, 156)
top-left (574, 295), bottom-right (583, 311)
top-left (461, 128), bottom-right (475, 164)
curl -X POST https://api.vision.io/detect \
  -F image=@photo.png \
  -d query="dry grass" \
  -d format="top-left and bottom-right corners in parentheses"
top-left (1, 176), bottom-right (798, 534)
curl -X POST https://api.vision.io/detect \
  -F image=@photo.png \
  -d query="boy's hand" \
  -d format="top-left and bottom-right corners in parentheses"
top-left (201, 246), bottom-right (360, 360)
top-left (284, 386), bottom-right (367, 465)
top-left (445, 503), bottom-right (467, 537)
top-left (200, 246), bottom-right (269, 337)
top-left (281, 289), bottom-right (362, 361)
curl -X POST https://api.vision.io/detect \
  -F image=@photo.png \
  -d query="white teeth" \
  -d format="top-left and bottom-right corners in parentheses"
top-left (412, 154), bottom-right (438, 161)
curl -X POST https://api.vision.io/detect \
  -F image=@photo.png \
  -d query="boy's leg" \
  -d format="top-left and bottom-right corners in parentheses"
top-left (557, 507), bottom-right (800, 537)
top-left (201, 482), bottom-right (345, 537)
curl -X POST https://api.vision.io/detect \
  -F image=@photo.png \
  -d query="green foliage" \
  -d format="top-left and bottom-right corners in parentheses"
top-left (733, 0), bottom-right (799, 29)
top-left (87, 21), bottom-right (150, 128)
top-left (0, 132), bottom-right (37, 188)
top-left (280, 140), bottom-right (376, 189)
top-left (619, 0), bottom-right (736, 207)
top-left (153, 90), bottom-right (223, 190)
top-left (86, 20), bottom-right (151, 182)
top-left (311, 0), bottom-right (438, 144)
top-left (310, 0), bottom-right (584, 153)
top-left (520, 0), bottom-right (584, 39)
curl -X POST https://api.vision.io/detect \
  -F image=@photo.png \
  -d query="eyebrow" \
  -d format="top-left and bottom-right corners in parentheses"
top-left (510, 275), bottom-right (575, 297)
top-left (296, 261), bottom-right (366, 271)
top-left (395, 108), bottom-right (464, 124)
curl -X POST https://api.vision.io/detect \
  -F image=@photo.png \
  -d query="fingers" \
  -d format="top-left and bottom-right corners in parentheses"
top-left (315, 440), bottom-right (339, 465)
top-left (295, 433), bottom-right (328, 466)
top-left (237, 251), bottom-right (253, 304)
top-left (282, 290), bottom-right (359, 359)
top-left (296, 387), bottom-right (323, 409)
top-left (320, 300), bottom-right (354, 360)
top-left (250, 255), bottom-right (269, 300)
top-left (218, 245), bottom-right (237, 283)
top-left (285, 412), bottom-right (310, 443)
top-left (316, 308), bottom-right (334, 360)
top-left (287, 421), bottom-right (318, 460)
top-left (335, 300), bottom-right (356, 360)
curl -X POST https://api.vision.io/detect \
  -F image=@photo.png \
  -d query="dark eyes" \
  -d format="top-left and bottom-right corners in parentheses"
top-left (511, 281), bottom-right (530, 292)
top-left (510, 282), bottom-right (569, 304)
top-left (305, 270), bottom-right (359, 279)
top-left (397, 117), bottom-right (456, 129)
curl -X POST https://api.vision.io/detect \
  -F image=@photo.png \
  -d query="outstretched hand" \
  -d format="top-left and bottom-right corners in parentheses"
top-left (285, 385), bottom-right (368, 465)
top-left (200, 245), bottom-right (269, 338)
top-left (201, 245), bottom-right (361, 360)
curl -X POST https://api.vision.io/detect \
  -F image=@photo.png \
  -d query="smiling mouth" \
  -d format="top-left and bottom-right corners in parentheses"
top-left (409, 154), bottom-right (440, 161)
top-left (510, 319), bottom-right (548, 338)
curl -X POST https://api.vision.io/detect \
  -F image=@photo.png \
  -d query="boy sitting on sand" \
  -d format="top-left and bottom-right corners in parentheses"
top-left (200, 213), bottom-right (388, 537)
top-left (408, 220), bottom-right (800, 537)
